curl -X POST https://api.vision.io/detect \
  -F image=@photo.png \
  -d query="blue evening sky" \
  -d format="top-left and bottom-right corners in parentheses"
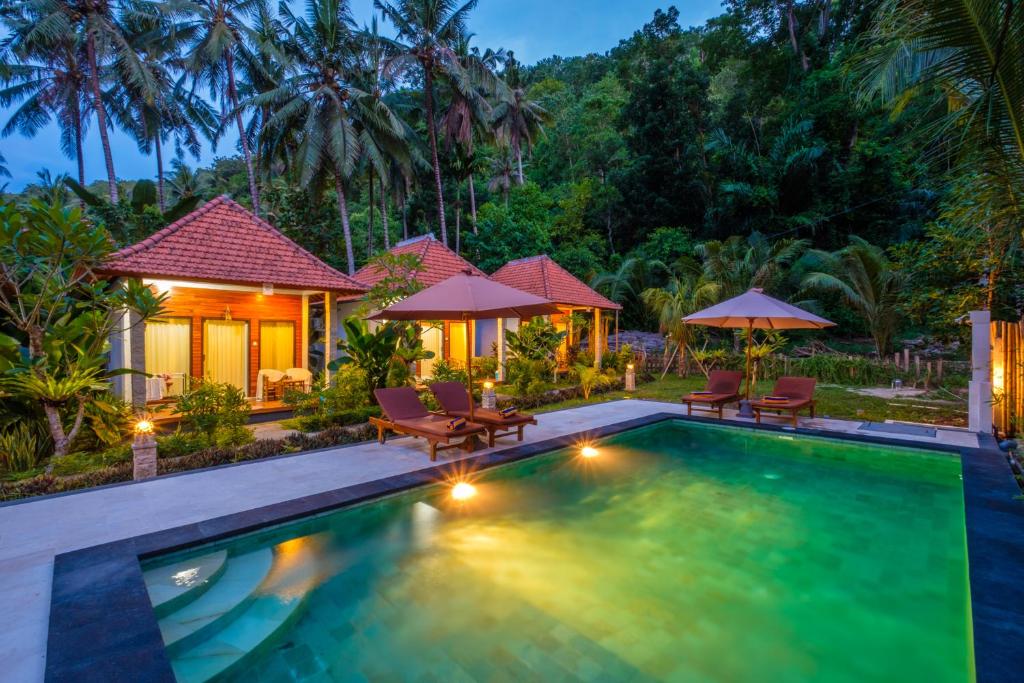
top-left (0, 1), bottom-right (723, 191)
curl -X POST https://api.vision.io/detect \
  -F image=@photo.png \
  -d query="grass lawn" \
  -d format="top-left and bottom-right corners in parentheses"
top-left (537, 375), bottom-right (968, 427)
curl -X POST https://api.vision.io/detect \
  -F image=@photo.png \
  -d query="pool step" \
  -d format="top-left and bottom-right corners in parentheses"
top-left (159, 548), bottom-right (275, 657)
top-left (168, 538), bottom-right (324, 683)
top-left (170, 586), bottom-right (311, 683)
top-left (144, 550), bottom-right (229, 618)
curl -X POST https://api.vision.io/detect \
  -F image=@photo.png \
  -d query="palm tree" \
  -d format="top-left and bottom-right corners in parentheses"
top-left (9, 0), bottom-right (156, 202)
top-left (801, 236), bottom-right (904, 358)
top-left (0, 151), bottom-right (10, 179)
top-left (490, 50), bottom-right (549, 185)
top-left (181, 0), bottom-right (267, 212)
top-left (441, 33), bottom-right (504, 233)
top-left (486, 142), bottom-right (514, 207)
top-left (375, 0), bottom-right (478, 246)
top-left (113, 13), bottom-right (215, 210)
top-left (0, 21), bottom-right (90, 186)
top-left (259, 0), bottom-right (405, 275)
top-left (696, 232), bottom-right (808, 299)
top-left (641, 267), bottom-right (720, 378)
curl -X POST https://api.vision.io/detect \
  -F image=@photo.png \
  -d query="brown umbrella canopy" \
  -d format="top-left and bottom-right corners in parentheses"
top-left (682, 288), bottom-right (835, 329)
top-left (369, 271), bottom-right (561, 321)
top-left (369, 270), bottom-right (560, 426)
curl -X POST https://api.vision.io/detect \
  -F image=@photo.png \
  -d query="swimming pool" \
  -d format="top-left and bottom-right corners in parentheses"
top-left (140, 419), bottom-right (973, 682)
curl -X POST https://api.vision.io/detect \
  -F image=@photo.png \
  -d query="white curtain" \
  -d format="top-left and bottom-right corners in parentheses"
top-left (145, 318), bottom-right (190, 396)
top-left (204, 320), bottom-right (248, 392)
top-left (260, 321), bottom-right (294, 371)
top-left (419, 325), bottom-right (443, 378)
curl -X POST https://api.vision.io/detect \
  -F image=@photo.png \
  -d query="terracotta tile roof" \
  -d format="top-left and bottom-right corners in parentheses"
top-left (100, 196), bottom-right (366, 293)
top-left (490, 255), bottom-right (621, 310)
top-left (353, 234), bottom-right (485, 288)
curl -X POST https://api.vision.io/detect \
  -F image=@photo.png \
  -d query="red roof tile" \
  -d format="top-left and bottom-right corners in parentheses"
top-left (100, 196), bottom-right (366, 293)
top-left (490, 255), bottom-right (621, 310)
top-left (353, 235), bottom-right (485, 288)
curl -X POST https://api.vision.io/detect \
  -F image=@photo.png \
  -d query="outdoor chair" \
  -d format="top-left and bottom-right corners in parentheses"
top-left (429, 381), bottom-right (537, 447)
top-left (257, 369), bottom-right (286, 401)
top-left (681, 370), bottom-right (744, 419)
top-left (371, 387), bottom-right (487, 461)
top-left (751, 376), bottom-right (817, 428)
top-left (283, 367), bottom-right (313, 393)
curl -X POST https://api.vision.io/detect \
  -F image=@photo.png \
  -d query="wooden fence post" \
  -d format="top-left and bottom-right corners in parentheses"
top-left (903, 348), bottom-right (910, 371)
top-left (937, 359), bottom-right (943, 382)
top-left (915, 354), bottom-right (920, 379)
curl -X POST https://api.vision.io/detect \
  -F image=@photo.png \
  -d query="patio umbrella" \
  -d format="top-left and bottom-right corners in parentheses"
top-left (370, 270), bottom-right (561, 421)
top-left (683, 288), bottom-right (835, 409)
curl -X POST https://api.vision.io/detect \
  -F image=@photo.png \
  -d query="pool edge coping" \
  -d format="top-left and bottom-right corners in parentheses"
top-left (44, 413), bottom-right (1024, 683)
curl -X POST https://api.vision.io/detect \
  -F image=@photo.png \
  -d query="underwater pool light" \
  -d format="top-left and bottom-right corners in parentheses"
top-left (451, 482), bottom-right (477, 501)
top-left (581, 446), bottom-right (599, 458)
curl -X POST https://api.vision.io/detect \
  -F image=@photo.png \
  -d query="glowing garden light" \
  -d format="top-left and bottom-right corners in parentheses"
top-left (451, 482), bottom-right (477, 501)
top-left (134, 419), bottom-right (155, 435)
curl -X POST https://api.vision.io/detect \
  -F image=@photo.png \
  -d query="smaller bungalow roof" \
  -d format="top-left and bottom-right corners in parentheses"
top-left (101, 195), bottom-right (366, 293)
top-left (353, 234), bottom-right (485, 288)
top-left (490, 255), bottom-right (621, 310)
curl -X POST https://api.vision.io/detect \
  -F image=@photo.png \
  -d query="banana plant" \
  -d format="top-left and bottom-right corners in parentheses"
top-left (63, 177), bottom-right (202, 246)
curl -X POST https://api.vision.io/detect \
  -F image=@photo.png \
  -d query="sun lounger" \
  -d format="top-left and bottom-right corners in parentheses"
top-left (429, 382), bottom-right (538, 447)
top-left (681, 370), bottom-right (744, 418)
top-left (371, 387), bottom-right (487, 461)
top-left (751, 376), bottom-right (817, 427)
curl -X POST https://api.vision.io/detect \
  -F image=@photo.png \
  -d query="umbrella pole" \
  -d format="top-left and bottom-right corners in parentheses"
top-left (465, 315), bottom-right (474, 422)
top-left (736, 320), bottom-right (756, 419)
top-left (745, 322), bottom-right (753, 400)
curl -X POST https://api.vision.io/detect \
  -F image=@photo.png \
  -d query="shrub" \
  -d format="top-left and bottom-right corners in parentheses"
top-left (291, 406), bottom-right (382, 433)
top-left (431, 359), bottom-right (468, 385)
top-left (157, 431), bottom-right (212, 458)
top-left (173, 381), bottom-right (251, 435)
top-left (472, 355), bottom-right (500, 380)
top-left (0, 423), bottom-right (45, 474)
top-left (573, 364), bottom-right (614, 399)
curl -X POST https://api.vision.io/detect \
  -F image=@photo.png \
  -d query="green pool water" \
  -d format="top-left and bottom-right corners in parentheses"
top-left (144, 420), bottom-right (973, 682)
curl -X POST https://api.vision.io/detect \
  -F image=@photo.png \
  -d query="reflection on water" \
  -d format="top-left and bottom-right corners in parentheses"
top-left (148, 421), bottom-right (972, 683)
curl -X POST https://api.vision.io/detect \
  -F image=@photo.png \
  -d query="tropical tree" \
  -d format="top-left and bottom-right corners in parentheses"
top-left (113, 12), bottom-right (215, 210)
top-left (491, 51), bottom-right (549, 185)
top-left (9, 0), bottom-right (158, 202)
top-left (641, 265), bottom-right (719, 377)
top-left (0, 200), bottom-right (166, 461)
top-left (801, 236), bottom-right (905, 357)
top-left (181, 0), bottom-right (267, 212)
top-left (257, 0), bottom-right (404, 275)
top-left (375, 0), bottom-right (478, 246)
top-left (486, 142), bottom-right (514, 207)
top-left (696, 232), bottom-right (809, 299)
top-left (0, 22), bottom-right (91, 186)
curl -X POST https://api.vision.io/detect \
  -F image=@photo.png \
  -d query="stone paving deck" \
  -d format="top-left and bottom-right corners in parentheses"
top-left (0, 399), bottom-right (978, 682)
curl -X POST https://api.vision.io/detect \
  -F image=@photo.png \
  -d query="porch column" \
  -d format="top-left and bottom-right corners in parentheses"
top-left (968, 309), bottom-right (992, 433)
top-left (497, 317), bottom-right (505, 381)
top-left (301, 294), bottom-right (310, 370)
top-left (128, 309), bottom-right (146, 408)
top-left (323, 292), bottom-right (333, 381)
top-left (594, 308), bottom-right (603, 368)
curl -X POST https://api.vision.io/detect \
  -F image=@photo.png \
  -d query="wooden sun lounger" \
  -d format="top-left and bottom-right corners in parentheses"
top-left (681, 370), bottom-right (743, 419)
top-left (429, 381), bottom-right (538, 447)
top-left (371, 387), bottom-right (487, 461)
top-left (751, 376), bottom-right (817, 428)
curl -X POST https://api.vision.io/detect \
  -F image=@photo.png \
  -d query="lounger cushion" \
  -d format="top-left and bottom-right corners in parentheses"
top-left (707, 370), bottom-right (744, 394)
top-left (399, 415), bottom-right (485, 437)
top-left (444, 408), bottom-right (535, 426)
top-left (683, 392), bottom-right (737, 404)
top-left (374, 387), bottom-right (430, 420)
top-left (429, 382), bottom-right (473, 412)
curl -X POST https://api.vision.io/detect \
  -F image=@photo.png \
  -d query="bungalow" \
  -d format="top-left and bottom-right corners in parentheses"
top-left (347, 236), bottom-right (621, 379)
top-left (101, 196), bottom-right (367, 407)
top-left (490, 255), bottom-right (622, 368)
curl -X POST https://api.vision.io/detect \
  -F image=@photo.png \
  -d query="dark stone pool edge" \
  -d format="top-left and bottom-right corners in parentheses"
top-left (44, 414), bottom-right (1023, 683)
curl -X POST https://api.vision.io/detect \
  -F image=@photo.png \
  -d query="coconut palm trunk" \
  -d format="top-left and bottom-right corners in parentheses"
top-left (72, 101), bottom-right (85, 186)
top-left (454, 181), bottom-right (461, 252)
top-left (380, 176), bottom-right (390, 249)
top-left (400, 191), bottom-right (408, 239)
top-left (226, 51), bottom-right (260, 213)
top-left (515, 142), bottom-right (524, 185)
top-left (367, 167), bottom-right (375, 254)
top-left (335, 175), bottom-right (356, 275)
top-left (468, 172), bottom-right (478, 232)
top-left (155, 133), bottom-right (165, 211)
top-left (85, 30), bottom-right (118, 203)
top-left (423, 66), bottom-right (447, 244)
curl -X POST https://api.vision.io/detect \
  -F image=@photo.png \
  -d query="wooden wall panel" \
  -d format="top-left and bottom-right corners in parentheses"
top-left (159, 286), bottom-right (304, 396)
